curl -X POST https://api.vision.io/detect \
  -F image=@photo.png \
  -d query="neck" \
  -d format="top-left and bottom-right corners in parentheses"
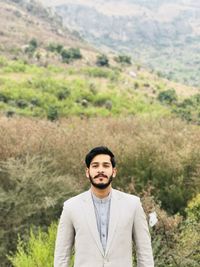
top-left (91, 185), bottom-right (112, 199)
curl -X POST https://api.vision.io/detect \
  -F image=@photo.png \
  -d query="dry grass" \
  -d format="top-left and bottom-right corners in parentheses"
top-left (0, 115), bottom-right (199, 182)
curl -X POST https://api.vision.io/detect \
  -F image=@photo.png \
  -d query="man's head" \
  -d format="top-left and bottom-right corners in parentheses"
top-left (85, 146), bottom-right (116, 190)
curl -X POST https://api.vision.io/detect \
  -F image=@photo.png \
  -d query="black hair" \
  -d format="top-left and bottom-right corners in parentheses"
top-left (85, 146), bottom-right (116, 168)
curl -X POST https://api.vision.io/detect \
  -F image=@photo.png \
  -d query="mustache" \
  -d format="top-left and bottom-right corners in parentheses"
top-left (94, 173), bottom-right (108, 179)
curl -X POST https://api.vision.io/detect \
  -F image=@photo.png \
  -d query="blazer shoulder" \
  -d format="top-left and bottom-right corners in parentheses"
top-left (63, 190), bottom-right (89, 208)
top-left (113, 189), bottom-right (140, 203)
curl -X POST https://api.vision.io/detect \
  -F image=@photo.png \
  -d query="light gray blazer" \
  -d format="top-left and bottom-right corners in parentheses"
top-left (54, 189), bottom-right (154, 267)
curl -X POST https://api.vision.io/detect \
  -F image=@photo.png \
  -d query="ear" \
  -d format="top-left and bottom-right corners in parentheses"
top-left (86, 168), bottom-right (89, 178)
top-left (112, 167), bottom-right (117, 178)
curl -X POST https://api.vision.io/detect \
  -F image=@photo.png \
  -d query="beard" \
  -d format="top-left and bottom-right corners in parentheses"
top-left (89, 173), bottom-right (113, 189)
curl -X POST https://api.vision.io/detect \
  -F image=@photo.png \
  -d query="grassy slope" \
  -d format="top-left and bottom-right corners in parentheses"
top-left (1, 54), bottom-right (200, 120)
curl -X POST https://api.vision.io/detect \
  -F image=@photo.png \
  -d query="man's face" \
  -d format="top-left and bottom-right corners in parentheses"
top-left (86, 154), bottom-right (116, 189)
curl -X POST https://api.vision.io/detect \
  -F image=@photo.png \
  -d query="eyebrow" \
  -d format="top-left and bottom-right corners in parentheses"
top-left (91, 161), bottom-right (111, 165)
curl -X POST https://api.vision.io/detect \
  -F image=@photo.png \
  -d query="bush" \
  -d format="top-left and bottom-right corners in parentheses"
top-left (8, 223), bottom-right (57, 267)
top-left (158, 89), bottom-right (177, 104)
top-left (8, 222), bottom-right (73, 267)
top-left (16, 99), bottom-right (29, 109)
top-left (173, 194), bottom-right (200, 266)
top-left (0, 92), bottom-right (9, 103)
top-left (82, 67), bottom-right (118, 80)
top-left (8, 223), bottom-right (74, 267)
top-left (61, 48), bottom-right (82, 63)
top-left (114, 54), bottom-right (132, 65)
top-left (172, 94), bottom-right (200, 123)
top-left (47, 106), bottom-right (59, 121)
top-left (56, 88), bottom-right (70, 100)
top-left (0, 154), bottom-right (79, 266)
top-left (47, 43), bottom-right (63, 54)
top-left (186, 193), bottom-right (200, 222)
top-left (96, 54), bottom-right (109, 67)
top-left (25, 38), bottom-right (38, 55)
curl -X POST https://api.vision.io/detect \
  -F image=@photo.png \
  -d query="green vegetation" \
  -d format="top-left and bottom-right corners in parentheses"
top-left (1, 57), bottom-right (199, 124)
top-left (25, 38), bottom-right (38, 57)
top-left (47, 43), bottom-right (64, 54)
top-left (173, 93), bottom-right (200, 124)
top-left (8, 222), bottom-right (74, 267)
top-left (8, 223), bottom-right (57, 267)
top-left (0, 57), bottom-right (171, 120)
top-left (61, 47), bottom-right (82, 63)
top-left (96, 54), bottom-right (109, 67)
top-left (157, 89), bottom-right (177, 104)
top-left (114, 54), bottom-right (132, 65)
top-left (47, 42), bottom-right (82, 63)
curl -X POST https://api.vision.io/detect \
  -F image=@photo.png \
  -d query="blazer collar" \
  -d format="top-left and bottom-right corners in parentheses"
top-left (81, 189), bottom-right (120, 256)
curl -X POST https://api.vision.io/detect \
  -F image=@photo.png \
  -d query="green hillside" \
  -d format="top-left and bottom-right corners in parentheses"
top-left (1, 55), bottom-right (200, 124)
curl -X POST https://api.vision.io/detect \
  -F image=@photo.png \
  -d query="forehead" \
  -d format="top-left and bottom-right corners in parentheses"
top-left (91, 154), bottom-right (111, 164)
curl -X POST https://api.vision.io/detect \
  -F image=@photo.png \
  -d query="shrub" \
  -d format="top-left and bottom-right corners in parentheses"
top-left (68, 48), bottom-right (82, 59)
top-left (96, 54), bottom-right (109, 67)
top-left (173, 194), bottom-right (200, 266)
top-left (186, 193), bottom-right (200, 222)
top-left (29, 38), bottom-right (38, 49)
top-left (16, 99), bottom-right (29, 109)
top-left (30, 98), bottom-right (40, 106)
top-left (8, 222), bottom-right (74, 267)
top-left (61, 48), bottom-right (82, 63)
top-left (0, 92), bottom-right (9, 103)
top-left (158, 89), bottom-right (177, 104)
top-left (25, 38), bottom-right (38, 55)
top-left (8, 223), bottom-right (57, 267)
top-left (47, 106), bottom-right (59, 121)
top-left (56, 89), bottom-right (70, 100)
top-left (8, 223), bottom-right (74, 267)
top-left (47, 43), bottom-right (63, 54)
top-left (114, 54), bottom-right (132, 65)
top-left (0, 154), bottom-right (79, 266)
top-left (172, 93), bottom-right (200, 123)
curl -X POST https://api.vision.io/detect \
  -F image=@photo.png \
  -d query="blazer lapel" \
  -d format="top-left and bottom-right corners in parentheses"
top-left (82, 191), bottom-right (104, 256)
top-left (105, 189), bottom-right (120, 255)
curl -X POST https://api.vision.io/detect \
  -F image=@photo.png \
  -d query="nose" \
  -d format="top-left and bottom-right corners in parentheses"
top-left (97, 168), bottom-right (104, 174)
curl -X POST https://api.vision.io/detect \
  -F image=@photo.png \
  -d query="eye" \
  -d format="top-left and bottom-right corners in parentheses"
top-left (91, 164), bottom-right (98, 168)
top-left (104, 164), bottom-right (110, 168)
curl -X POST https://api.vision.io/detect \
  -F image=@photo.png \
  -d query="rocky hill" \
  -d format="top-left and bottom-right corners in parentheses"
top-left (39, 0), bottom-right (200, 86)
top-left (0, 0), bottom-right (96, 64)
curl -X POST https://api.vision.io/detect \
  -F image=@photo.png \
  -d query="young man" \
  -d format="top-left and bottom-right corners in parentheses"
top-left (54, 146), bottom-right (154, 267)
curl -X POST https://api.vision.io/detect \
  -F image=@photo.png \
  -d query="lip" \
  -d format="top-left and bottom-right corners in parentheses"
top-left (95, 175), bottom-right (107, 179)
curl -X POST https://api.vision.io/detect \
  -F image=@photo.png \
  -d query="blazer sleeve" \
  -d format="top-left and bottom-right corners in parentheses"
top-left (132, 199), bottom-right (154, 267)
top-left (54, 202), bottom-right (75, 267)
